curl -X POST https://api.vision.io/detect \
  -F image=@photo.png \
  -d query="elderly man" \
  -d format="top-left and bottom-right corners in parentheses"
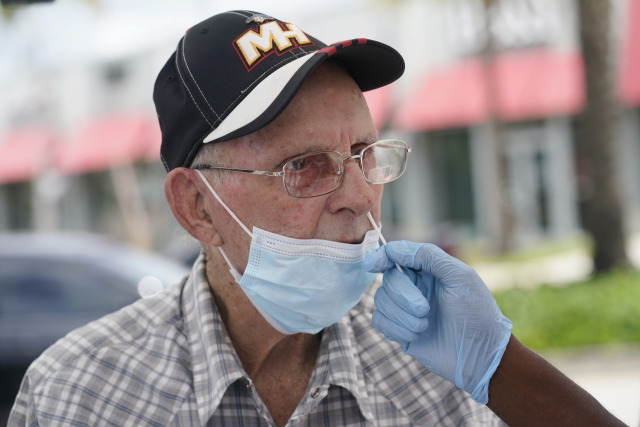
top-left (9, 10), bottom-right (623, 426)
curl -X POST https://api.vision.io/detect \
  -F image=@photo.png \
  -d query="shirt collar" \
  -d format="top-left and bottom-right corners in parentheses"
top-left (318, 312), bottom-right (377, 424)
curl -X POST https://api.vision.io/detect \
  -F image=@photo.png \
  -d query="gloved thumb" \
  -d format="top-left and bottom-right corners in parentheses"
top-left (377, 241), bottom-right (426, 269)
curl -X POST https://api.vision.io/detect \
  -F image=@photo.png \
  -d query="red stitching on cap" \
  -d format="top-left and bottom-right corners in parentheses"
top-left (357, 38), bottom-right (367, 45)
top-left (319, 46), bottom-right (338, 56)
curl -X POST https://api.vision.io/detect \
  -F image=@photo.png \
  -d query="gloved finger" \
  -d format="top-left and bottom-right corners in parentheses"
top-left (372, 309), bottom-right (415, 347)
top-left (381, 268), bottom-right (430, 318)
top-left (363, 246), bottom-right (395, 273)
top-left (374, 279), bottom-right (429, 334)
top-left (385, 242), bottom-right (470, 279)
top-left (410, 245), bottom-right (489, 294)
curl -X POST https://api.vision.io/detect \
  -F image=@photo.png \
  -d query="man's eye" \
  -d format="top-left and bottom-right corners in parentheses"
top-left (351, 143), bottom-right (368, 156)
top-left (289, 158), bottom-right (307, 171)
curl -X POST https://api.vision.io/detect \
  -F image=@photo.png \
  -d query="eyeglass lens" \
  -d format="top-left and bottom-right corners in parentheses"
top-left (282, 140), bottom-right (408, 198)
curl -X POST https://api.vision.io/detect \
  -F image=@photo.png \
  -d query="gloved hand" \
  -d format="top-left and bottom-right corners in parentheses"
top-left (363, 241), bottom-right (513, 404)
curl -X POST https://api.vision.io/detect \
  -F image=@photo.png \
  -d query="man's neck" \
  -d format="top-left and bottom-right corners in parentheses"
top-left (204, 247), bottom-right (321, 376)
top-left (204, 247), bottom-right (321, 426)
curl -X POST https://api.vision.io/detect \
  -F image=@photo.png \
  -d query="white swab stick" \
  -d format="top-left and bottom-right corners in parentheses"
top-left (367, 212), bottom-right (404, 274)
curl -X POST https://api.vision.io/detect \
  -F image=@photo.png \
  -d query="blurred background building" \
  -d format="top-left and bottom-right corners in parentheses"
top-left (0, 0), bottom-right (639, 256)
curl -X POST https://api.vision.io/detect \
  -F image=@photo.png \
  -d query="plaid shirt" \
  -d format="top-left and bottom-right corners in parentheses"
top-left (9, 255), bottom-right (503, 426)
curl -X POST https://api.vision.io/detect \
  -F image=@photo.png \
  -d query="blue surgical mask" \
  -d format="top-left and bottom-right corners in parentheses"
top-left (196, 170), bottom-right (380, 334)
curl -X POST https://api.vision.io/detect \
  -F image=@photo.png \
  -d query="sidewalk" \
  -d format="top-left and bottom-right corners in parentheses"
top-left (542, 345), bottom-right (640, 426)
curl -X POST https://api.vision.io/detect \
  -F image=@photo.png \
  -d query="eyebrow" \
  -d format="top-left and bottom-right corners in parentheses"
top-left (356, 132), bottom-right (379, 145)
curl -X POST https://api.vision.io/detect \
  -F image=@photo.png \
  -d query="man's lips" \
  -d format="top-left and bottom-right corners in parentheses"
top-left (317, 229), bottom-right (372, 244)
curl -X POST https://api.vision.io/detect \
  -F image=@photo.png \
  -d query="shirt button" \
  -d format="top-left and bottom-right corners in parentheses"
top-left (310, 387), bottom-right (321, 398)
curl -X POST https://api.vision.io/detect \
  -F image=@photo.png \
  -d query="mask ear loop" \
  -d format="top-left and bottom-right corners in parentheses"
top-left (195, 170), bottom-right (253, 238)
top-left (367, 212), bottom-right (404, 274)
top-left (195, 169), bottom-right (251, 281)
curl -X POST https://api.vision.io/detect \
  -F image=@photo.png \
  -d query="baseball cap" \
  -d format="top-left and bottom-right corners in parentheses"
top-left (153, 10), bottom-right (405, 171)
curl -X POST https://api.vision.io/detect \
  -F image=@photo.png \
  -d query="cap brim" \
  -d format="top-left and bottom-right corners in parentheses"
top-left (202, 39), bottom-right (404, 144)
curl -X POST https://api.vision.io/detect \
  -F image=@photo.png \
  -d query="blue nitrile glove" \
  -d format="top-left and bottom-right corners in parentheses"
top-left (363, 241), bottom-right (513, 404)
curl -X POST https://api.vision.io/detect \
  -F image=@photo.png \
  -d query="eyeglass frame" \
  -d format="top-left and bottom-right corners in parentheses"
top-left (192, 138), bottom-right (411, 198)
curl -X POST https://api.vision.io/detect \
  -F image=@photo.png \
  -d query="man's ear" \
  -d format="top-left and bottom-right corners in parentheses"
top-left (164, 168), bottom-right (223, 246)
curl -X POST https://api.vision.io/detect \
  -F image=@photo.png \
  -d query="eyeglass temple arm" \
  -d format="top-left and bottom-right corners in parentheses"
top-left (193, 165), bottom-right (284, 177)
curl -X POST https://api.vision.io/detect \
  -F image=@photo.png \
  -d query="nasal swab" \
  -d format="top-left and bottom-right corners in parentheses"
top-left (367, 212), bottom-right (404, 274)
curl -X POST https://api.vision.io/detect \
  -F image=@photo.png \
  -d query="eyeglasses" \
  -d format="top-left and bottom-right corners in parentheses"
top-left (193, 139), bottom-right (411, 198)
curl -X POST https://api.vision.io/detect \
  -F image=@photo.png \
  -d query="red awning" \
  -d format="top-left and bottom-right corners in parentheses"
top-left (0, 128), bottom-right (56, 184)
top-left (56, 113), bottom-right (160, 174)
top-left (364, 84), bottom-right (393, 130)
top-left (619, 0), bottom-right (640, 106)
top-left (395, 48), bottom-right (585, 131)
top-left (395, 59), bottom-right (488, 131)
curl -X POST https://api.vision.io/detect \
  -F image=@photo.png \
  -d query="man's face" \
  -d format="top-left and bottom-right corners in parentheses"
top-left (204, 63), bottom-right (382, 272)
